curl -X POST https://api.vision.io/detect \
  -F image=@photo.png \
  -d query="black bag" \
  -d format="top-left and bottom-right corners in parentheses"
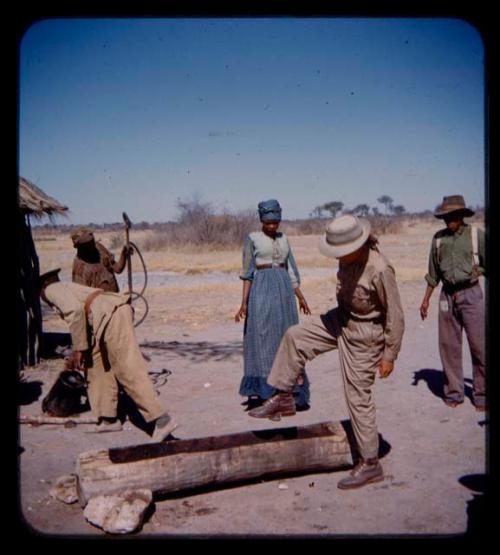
top-left (42, 370), bottom-right (87, 417)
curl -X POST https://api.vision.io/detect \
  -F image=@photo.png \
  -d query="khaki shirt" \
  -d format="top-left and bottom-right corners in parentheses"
top-left (337, 246), bottom-right (405, 362)
top-left (425, 223), bottom-right (485, 288)
top-left (44, 281), bottom-right (129, 351)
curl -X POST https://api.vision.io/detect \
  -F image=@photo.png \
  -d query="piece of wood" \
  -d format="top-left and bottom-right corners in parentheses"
top-left (76, 421), bottom-right (354, 506)
top-left (19, 414), bottom-right (98, 425)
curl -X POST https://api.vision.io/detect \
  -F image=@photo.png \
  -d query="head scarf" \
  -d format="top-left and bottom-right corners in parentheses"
top-left (258, 199), bottom-right (282, 222)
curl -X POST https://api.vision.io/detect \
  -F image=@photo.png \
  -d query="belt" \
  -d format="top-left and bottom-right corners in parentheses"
top-left (84, 290), bottom-right (103, 318)
top-left (256, 263), bottom-right (286, 270)
top-left (443, 280), bottom-right (478, 294)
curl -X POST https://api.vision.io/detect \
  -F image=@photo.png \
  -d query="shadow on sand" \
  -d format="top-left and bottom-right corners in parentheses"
top-left (140, 339), bottom-right (243, 363)
top-left (412, 368), bottom-right (473, 403)
top-left (39, 332), bottom-right (72, 359)
top-left (459, 473), bottom-right (491, 537)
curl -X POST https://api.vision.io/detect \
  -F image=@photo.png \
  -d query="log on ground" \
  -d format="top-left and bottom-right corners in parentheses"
top-left (76, 421), bottom-right (354, 506)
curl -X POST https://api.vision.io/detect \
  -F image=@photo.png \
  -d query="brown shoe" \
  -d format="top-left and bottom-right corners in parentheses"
top-left (248, 392), bottom-right (296, 420)
top-left (337, 458), bottom-right (384, 490)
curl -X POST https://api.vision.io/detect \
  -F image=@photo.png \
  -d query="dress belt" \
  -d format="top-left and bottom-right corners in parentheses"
top-left (256, 263), bottom-right (286, 270)
top-left (84, 290), bottom-right (103, 318)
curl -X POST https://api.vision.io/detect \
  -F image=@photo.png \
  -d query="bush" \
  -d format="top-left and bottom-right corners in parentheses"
top-left (140, 199), bottom-right (258, 251)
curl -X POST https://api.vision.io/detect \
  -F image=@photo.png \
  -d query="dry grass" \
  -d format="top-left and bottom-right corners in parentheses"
top-left (34, 217), bottom-right (484, 331)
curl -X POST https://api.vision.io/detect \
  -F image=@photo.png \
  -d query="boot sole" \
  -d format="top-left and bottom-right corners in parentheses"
top-left (151, 421), bottom-right (178, 443)
top-left (249, 409), bottom-right (296, 420)
top-left (337, 474), bottom-right (384, 490)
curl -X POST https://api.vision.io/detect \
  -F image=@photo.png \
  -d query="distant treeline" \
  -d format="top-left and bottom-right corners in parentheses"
top-left (31, 196), bottom-right (484, 251)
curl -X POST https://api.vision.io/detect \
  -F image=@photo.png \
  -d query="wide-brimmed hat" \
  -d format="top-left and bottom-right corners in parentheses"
top-left (434, 195), bottom-right (475, 219)
top-left (319, 215), bottom-right (371, 258)
top-left (38, 268), bottom-right (61, 291)
top-left (71, 227), bottom-right (94, 246)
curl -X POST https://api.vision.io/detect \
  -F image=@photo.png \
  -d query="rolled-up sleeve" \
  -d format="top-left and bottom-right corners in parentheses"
top-left (373, 265), bottom-right (405, 362)
top-left (425, 237), bottom-right (441, 288)
top-left (239, 235), bottom-right (256, 281)
top-left (286, 246), bottom-right (301, 289)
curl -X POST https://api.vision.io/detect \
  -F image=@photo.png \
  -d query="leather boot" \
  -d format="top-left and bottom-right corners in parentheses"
top-left (248, 392), bottom-right (296, 420)
top-left (337, 458), bottom-right (384, 490)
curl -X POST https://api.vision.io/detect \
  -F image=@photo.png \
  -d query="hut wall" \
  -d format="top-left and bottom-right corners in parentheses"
top-left (18, 214), bottom-right (42, 367)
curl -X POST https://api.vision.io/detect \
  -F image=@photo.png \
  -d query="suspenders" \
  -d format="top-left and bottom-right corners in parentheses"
top-left (435, 225), bottom-right (480, 267)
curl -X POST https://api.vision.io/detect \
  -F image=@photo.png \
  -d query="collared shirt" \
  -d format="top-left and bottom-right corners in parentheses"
top-left (44, 281), bottom-right (129, 351)
top-left (72, 242), bottom-right (119, 292)
top-left (425, 223), bottom-right (485, 288)
top-left (239, 231), bottom-right (301, 288)
top-left (336, 247), bottom-right (405, 362)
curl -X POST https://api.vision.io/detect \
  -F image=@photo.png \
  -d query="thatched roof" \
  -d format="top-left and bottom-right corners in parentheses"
top-left (19, 177), bottom-right (68, 217)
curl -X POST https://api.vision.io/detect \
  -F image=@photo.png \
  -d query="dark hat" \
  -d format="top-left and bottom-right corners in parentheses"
top-left (434, 195), bottom-right (475, 219)
top-left (258, 199), bottom-right (282, 222)
top-left (71, 227), bottom-right (94, 246)
top-left (38, 268), bottom-right (61, 291)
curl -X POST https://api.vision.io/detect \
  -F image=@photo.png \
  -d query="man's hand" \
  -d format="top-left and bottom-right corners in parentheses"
top-left (122, 245), bottom-right (134, 257)
top-left (420, 299), bottom-right (429, 320)
top-left (379, 359), bottom-right (394, 379)
top-left (68, 350), bottom-right (86, 371)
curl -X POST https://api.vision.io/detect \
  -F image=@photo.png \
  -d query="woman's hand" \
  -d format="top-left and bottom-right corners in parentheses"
top-left (298, 297), bottom-right (311, 315)
top-left (294, 287), bottom-right (311, 315)
top-left (234, 304), bottom-right (247, 323)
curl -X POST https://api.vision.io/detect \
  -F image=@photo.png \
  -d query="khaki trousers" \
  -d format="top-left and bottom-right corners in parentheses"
top-left (268, 308), bottom-right (385, 460)
top-left (86, 304), bottom-right (165, 422)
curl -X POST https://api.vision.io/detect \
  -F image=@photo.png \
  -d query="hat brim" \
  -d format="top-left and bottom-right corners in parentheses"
top-left (38, 268), bottom-right (61, 290)
top-left (434, 207), bottom-right (475, 219)
top-left (318, 219), bottom-right (371, 258)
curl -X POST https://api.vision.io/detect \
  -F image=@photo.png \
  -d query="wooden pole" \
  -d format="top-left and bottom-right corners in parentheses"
top-left (76, 421), bottom-right (354, 507)
top-left (19, 415), bottom-right (99, 425)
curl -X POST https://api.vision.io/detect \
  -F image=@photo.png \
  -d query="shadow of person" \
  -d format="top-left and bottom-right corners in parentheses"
top-left (340, 419), bottom-right (391, 464)
top-left (39, 332), bottom-right (72, 359)
top-left (18, 379), bottom-right (43, 405)
top-left (459, 474), bottom-right (490, 537)
top-left (412, 368), bottom-right (473, 402)
top-left (117, 389), bottom-right (154, 435)
top-left (412, 369), bottom-right (444, 399)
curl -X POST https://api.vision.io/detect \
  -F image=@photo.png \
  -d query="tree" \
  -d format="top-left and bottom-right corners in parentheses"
top-left (310, 205), bottom-right (325, 219)
top-left (322, 201), bottom-right (344, 218)
top-left (371, 207), bottom-right (381, 217)
top-left (352, 203), bottom-right (371, 217)
top-left (377, 195), bottom-right (394, 215)
top-left (392, 205), bottom-right (406, 216)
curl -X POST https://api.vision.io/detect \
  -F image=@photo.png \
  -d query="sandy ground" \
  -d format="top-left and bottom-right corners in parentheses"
top-left (17, 225), bottom-right (489, 538)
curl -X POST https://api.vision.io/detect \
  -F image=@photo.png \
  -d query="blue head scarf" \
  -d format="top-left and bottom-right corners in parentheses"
top-left (258, 199), bottom-right (282, 222)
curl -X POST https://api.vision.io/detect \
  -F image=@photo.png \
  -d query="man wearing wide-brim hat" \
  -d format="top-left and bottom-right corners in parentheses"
top-left (248, 214), bottom-right (405, 490)
top-left (419, 195), bottom-right (486, 411)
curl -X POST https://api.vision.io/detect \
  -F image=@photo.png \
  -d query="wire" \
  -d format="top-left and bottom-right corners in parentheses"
top-left (127, 240), bottom-right (149, 327)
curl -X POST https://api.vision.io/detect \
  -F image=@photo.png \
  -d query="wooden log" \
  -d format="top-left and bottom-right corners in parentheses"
top-left (76, 421), bottom-right (354, 506)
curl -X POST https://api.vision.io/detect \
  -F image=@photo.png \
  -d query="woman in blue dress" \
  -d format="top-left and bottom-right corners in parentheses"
top-left (234, 199), bottom-right (311, 410)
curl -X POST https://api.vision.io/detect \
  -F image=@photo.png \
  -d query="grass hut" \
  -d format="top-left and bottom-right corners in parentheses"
top-left (18, 177), bottom-right (68, 367)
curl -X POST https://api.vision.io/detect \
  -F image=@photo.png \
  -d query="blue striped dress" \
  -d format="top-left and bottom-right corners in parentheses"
top-left (239, 231), bottom-right (310, 406)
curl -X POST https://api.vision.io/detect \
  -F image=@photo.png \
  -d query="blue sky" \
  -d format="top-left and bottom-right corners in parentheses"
top-left (19, 17), bottom-right (485, 224)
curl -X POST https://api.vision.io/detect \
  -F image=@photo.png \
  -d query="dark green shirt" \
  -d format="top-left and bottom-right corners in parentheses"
top-left (425, 223), bottom-right (486, 288)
